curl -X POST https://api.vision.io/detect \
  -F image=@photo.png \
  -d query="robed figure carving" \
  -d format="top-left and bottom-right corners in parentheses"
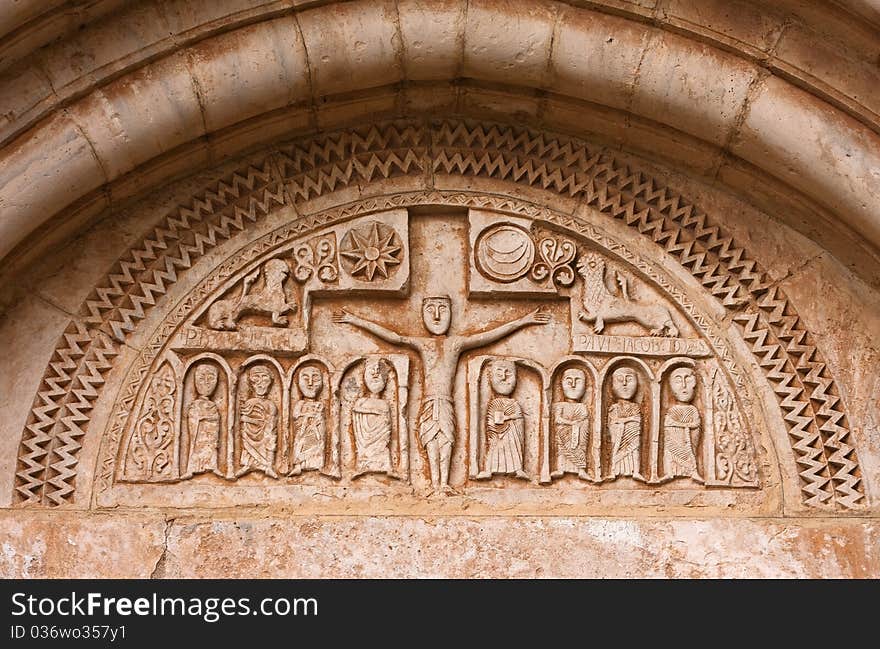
top-left (552, 368), bottom-right (590, 480)
top-left (477, 359), bottom-right (528, 480)
top-left (184, 363), bottom-right (223, 477)
top-left (289, 366), bottom-right (327, 475)
top-left (335, 297), bottom-right (549, 492)
top-left (608, 367), bottom-right (643, 480)
top-left (663, 366), bottom-right (702, 482)
top-left (236, 365), bottom-right (279, 478)
top-left (351, 358), bottom-right (395, 477)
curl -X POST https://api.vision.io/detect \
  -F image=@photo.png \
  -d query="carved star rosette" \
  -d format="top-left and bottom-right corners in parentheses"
top-left (339, 221), bottom-right (403, 282)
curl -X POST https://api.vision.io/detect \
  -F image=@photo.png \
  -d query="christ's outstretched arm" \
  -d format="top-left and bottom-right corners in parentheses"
top-left (333, 309), bottom-right (417, 348)
top-left (459, 308), bottom-right (550, 351)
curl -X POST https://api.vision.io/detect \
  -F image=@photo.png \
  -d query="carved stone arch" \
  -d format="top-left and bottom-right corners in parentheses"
top-left (10, 119), bottom-right (867, 517)
top-left (658, 357), bottom-right (697, 378)
top-left (2, 1), bottom-right (879, 579)
top-left (2, 0), bottom-right (879, 297)
top-left (288, 355), bottom-right (336, 388)
top-left (549, 356), bottom-right (600, 387)
top-left (234, 354), bottom-right (286, 474)
top-left (183, 352), bottom-right (235, 377)
top-left (548, 356), bottom-right (602, 481)
top-left (466, 354), bottom-right (550, 484)
top-left (238, 354), bottom-right (286, 377)
top-left (599, 356), bottom-right (657, 384)
top-left (599, 355), bottom-right (657, 481)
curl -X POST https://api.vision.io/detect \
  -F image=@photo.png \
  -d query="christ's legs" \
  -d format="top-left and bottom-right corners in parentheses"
top-left (423, 438), bottom-right (454, 492)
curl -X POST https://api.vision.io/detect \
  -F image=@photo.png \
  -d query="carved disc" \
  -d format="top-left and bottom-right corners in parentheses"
top-left (475, 224), bottom-right (535, 283)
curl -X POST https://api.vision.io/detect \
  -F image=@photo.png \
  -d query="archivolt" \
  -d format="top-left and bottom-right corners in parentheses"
top-left (13, 119), bottom-right (865, 510)
top-left (2, 0), bottom-right (880, 289)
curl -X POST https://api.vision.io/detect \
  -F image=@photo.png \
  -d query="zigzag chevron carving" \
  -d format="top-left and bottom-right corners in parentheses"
top-left (15, 159), bottom-right (285, 505)
top-left (14, 120), bottom-right (863, 509)
top-left (580, 163), bottom-right (862, 509)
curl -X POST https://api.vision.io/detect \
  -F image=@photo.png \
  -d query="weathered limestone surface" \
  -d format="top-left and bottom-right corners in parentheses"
top-left (0, 1), bottom-right (877, 578)
top-left (1, 513), bottom-right (877, 579)
top-left (0, 513), bottom-right (167, 579)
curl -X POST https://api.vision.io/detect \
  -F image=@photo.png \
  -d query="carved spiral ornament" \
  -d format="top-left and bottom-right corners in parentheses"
top-left (530, 237), bottom-right (577, 288)
top-left (293, 237), bottom-right (338, 284)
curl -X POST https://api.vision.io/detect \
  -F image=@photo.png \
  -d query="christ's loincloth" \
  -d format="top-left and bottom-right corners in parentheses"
top-left (417, 395), bottom-right (455, 449)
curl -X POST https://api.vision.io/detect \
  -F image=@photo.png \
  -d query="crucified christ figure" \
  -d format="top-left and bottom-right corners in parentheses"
top-left (333, 296), bottom-right (550, 493)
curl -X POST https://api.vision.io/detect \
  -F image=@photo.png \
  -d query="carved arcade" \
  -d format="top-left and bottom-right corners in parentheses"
top-left (115, 208), bottom-right (759, 496)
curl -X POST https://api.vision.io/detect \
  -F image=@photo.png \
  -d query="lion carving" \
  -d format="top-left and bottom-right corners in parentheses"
top-left (577, 253), bottom-right (678, 337)
top-left (207, 258), bottom-right (298, 330)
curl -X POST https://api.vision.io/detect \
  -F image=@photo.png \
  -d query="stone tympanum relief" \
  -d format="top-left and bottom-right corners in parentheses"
top-left (335, 295), bottom-right (547, 492)
top-left (577, 253), bottom-right (678, 337)
top-left (207, 258), bottom-right (298, 331)
top-left (607, 365), bottom-right (645, 480)
top-left (340, 221), bottom-right (404, 282)
top-left (18, 122), bottom-right (863, 511)
top-left (121, 363), bottom-right (177, 482)
top-left (470, 358), bottom-right (537, 481)
top-left (110, 205), bottom-right (761, 506)
top-left (663, 366), bottom-right (701, 481)
top-left (235, 361), bottom-right (282, 479)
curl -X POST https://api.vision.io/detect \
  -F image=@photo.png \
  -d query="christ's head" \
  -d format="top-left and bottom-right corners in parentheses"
top-left (422, 295), bottom-right (451, 335)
